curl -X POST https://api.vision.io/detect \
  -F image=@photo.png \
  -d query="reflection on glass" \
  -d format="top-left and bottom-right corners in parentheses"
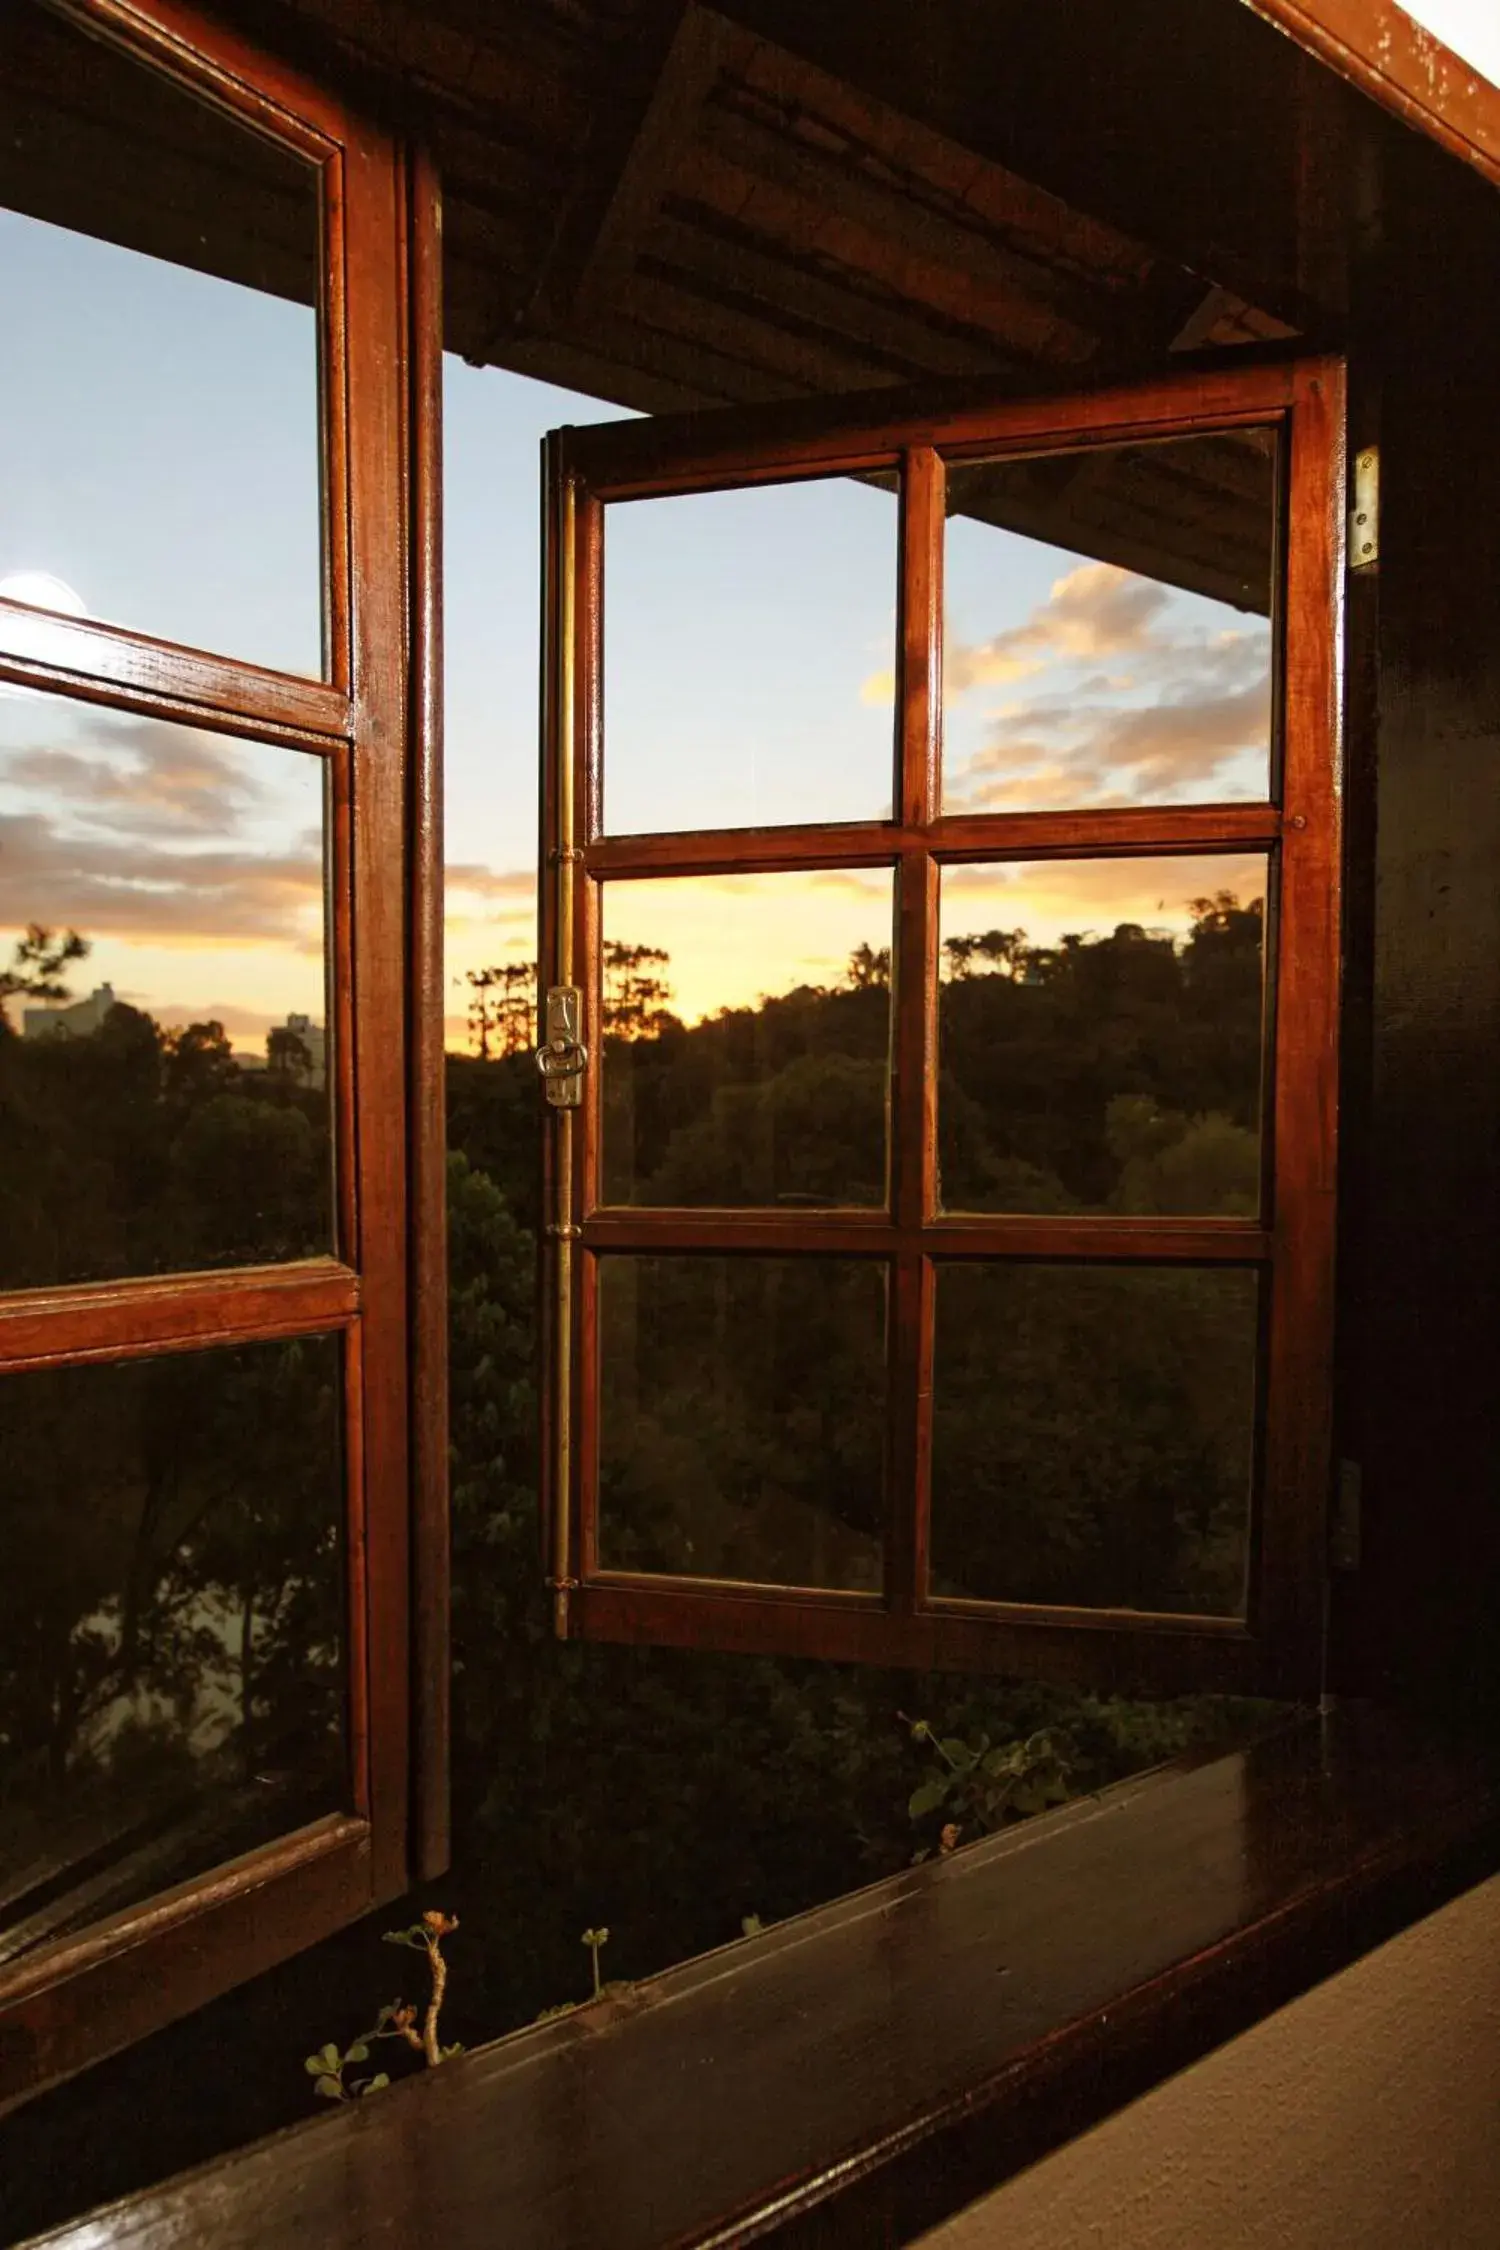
top-left (600, 870), bottom-right (893, 1208)
top-left (0, 1334), bottom-right (344, 1966)
top-left (603, 476), bottom-right (897, 835)
top-left (598, 1256), bottom-right (886, 1589)
top-left (942, 430), bottom-right (1276, 814)
top-left (0, 0), bottom-right (323, 673)
top-left (937, 855), bottom-right (1267, 1216)
top-left (930, 1263), bottom-right (1257, 1615)
top-left (0, 692), bottom-right (332, 1287)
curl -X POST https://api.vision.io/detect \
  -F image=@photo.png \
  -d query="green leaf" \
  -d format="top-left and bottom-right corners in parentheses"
top-left (345, 2043), bottom-right (370, 2063)
top-left (319, 2043), bottom-right (341, 2070)
top-left (362, 2073), bottom-right (391, 2095)
top-left (940, 1737), bottom-right (975, 1770)
top-left (314, 2076), bottom-right (344, 2100)
top-left (908, 1774), bottom-right (949, 1820)
top-left (304, 2054), bottom-right (329, 2075)
top-left (740, 1913), bottom-right (763, 1937)
top-left (439, 2042), bottom-right (465, 2060)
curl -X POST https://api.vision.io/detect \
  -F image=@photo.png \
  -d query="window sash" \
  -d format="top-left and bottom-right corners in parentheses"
top-left (0, 0), bottom-right (442, 2106)
top-left (540, 356), bottom-right (1344, 1698)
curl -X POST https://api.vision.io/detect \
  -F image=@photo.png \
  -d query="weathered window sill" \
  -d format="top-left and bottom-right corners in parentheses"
top-left (24, 1703), bottom-right (1500, 2250)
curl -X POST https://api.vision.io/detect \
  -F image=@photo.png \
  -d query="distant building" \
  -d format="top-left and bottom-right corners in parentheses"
top-left (22, 983), bottom-right (117, 1040)
top-left (279, 1012), bottom-right (327, 1089)
top-left (241, 1011), bottom-right (328, 1089)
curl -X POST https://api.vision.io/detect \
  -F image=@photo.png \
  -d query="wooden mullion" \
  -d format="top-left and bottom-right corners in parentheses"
top-left (0, 1259), bottom-right (358, 1372)
top-left (889, 447), bottom-right (943, 1614)
top-left (583, 804), bottom-right (1279, 880)
top-left (561, 358), bottom-right (1303, 500)
top-left (1256, 356), bottom-right (1345, 1693)
top-left (537, 440), bottom-right (567, 1629)
top-left (342, 99), bottom-right (411, 1902)
top-left (0, 604), bottom-right (351, 737)
top-left (929, 804), bottom-right (1282, 861)
top-left (924, 1218), bottom-right (1272, 1262)
top-left (584, 1213), bottom-right (896, 1253)
top-left (406, 140), bottom-right (449, 1882)
top-left (580, 1213), bottom-right (1269, 1261)
top-left (572, 1582), bottom-right (1263, 1691)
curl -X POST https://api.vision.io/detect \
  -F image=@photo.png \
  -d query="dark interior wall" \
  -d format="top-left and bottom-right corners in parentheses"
top-left (1332, 125), bottom-right (1500, 1720)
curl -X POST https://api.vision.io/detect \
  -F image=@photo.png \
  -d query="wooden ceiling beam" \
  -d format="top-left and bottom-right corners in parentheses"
top-left (649, 211), bottom-right (1018, 377)
top-left (624, 266), bottom-right (903, 393)
top-left (519, 1), bottom-right (750, 329)
top-left (700, 104), bottom-right (1104, 362)
top-left (675, 134), bottom-right (1096, 368)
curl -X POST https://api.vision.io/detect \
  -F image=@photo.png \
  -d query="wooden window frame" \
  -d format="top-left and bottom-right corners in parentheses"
top-left (0, 0), bottom-right (446, 2107)
top-left (541, 355), bottom-right (1344, 1700)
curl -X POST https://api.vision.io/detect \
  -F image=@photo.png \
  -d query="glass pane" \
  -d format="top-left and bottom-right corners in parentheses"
top-left (0, 1334), bottom-right (344, 1967)
top-left (0, 692), bottom-right (332, 1287)
top-left (938, 855), bottom-right (1267, 1216)
top-left (0, 1), bottom-right (323, 675)
top-left (930, 1263), bottom-right (1258, 1615)
top-left (598, 1256), bottom-right (887, 1590)
top-left (600, 869), bottom-right (893, 1208)
top-left (943, 430), bottom-right (1276, 813)
top-left (603, 476), bottom-right (897, 835)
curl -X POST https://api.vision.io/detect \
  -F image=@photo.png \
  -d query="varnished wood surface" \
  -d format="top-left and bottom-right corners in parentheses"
top-left (560, 354), bottom-right (1303, 498)
top-left (558, 356), bottom-right (1336, 1694)
top-left (21, 1707), bottom-right (1498, 2250)
top-left (0, 0), bottom-right (429, 2100)
top-left (0, 1259), bottom-right (358, 1371)
top-left (0, 1818), bottom-right (371, 2115)
top-left (585, 803), bottom-right (1282, 874)
top-left (1245, 0), bottom-right (1500, 193)
top-left (405, 139), bottom-right (452, 1884)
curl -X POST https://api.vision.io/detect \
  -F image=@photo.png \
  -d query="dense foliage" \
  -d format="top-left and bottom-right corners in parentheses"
top-left (0, 895), bottom-right (1282, 2041)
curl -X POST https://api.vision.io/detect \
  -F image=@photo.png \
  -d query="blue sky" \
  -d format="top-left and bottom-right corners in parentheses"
top-left (4, 206), bottom-right (1272, 1053)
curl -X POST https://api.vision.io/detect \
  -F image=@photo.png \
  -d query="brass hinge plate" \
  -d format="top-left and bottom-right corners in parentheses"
top-left (1349, 445), bottom-right (1379, 573)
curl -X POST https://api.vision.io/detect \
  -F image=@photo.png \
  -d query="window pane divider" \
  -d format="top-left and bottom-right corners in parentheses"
top-left (583, 801), bottom-right (1282, 878)
top-left (0, 599), bottom-right (352, 740)
top-left (0, 1257), bottom-right (359, 1369)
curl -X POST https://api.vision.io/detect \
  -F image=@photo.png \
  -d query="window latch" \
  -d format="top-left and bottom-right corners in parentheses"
top-left (537, 985), bottom-right (587, 1107)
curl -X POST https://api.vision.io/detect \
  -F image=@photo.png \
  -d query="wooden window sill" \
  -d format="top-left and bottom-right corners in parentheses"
top-left (23, 1702), bottom-right (1500, 2250)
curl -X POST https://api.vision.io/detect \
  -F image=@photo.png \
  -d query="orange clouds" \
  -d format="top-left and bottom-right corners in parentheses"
top-left (943, 560), bottom-right (1272, 813)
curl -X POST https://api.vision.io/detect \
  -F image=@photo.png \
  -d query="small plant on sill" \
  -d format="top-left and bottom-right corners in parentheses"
top-left (902, 1716), bottom-right (1076, 1861)
top-left (305, 1909), bottom-right (463, 2103)
top-left (534, 1924), bottom-right (636, 2022)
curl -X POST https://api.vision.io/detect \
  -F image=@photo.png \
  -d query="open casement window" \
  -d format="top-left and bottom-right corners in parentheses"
top-left (0, 0), bottom-right (444, 2102)
top-left (540, 358), bottom-right (1343, 1700)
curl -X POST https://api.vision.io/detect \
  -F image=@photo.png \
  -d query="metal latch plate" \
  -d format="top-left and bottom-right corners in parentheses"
top-left (537, 984), bottom-right (587, 1108)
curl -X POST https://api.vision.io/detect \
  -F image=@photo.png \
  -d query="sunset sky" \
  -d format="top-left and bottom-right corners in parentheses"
top-left (4, 205), bottom-right (1277, 1055)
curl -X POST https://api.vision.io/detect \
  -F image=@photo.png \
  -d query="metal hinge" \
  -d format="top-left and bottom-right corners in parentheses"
top-left (536, 985), bottom-right (587, 1108)
top-left (1349, 445), bottom-right (1379, 573)
top-left (1331, 1458), bottom-right (1362, 1572)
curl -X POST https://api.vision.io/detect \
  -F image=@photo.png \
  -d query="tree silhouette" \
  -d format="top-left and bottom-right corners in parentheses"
top-left (603, 940), bottom-right (672, 1036)
top-left (844, 940), bottom-right (890, 990)
top-left (0, 923), bottom-right (90, 1026)
top-left (464, 961), bottom-right (535, 1060)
